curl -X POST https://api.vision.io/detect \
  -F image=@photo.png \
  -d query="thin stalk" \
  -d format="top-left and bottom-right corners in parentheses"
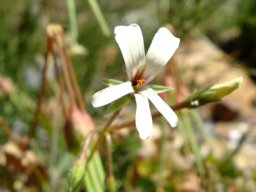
top-left (66, 0), bottom-right (78, 44)
top-left (109, 100), bottom-right (187, 132)
top-left (28, 36), bottom-right (52, 139)
top-left (190, 110), bottom-right (209, 142)
top-left (53, 57), bottom-right (69, 120)
top-left (49, 120), bottom-right (60, 190)
top-left (63, 42), bottom-right (86, 112)
top-left (87, 0), bottom-right (111, 36)
top-left (182, 111), bottom-right (205, 176)
top-left (87, 108), bottom-right (122, 162)
top-left (79, 133), bottom-right (92, 159)
top-left (57, 41), bottom-right (76, 108)
top-left (105, 133), bottom-right (116, 192)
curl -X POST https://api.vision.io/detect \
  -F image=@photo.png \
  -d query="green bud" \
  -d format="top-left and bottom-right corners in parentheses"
top-left (106, 175), bottom-right (116, 192)
top-left (186, 77), bottom-right (243, 108)
top-left (68, 156), bottom-right (86, 191)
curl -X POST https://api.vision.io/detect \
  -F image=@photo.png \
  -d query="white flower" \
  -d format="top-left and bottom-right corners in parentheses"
top-left (92, 24), bottom-right (180, 140)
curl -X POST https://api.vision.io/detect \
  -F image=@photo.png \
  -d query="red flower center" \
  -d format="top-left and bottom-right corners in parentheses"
top-left (131, 69), bottom-right (147, 91)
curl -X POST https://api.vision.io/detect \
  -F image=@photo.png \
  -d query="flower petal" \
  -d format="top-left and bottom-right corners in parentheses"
top-left (145, 27), bottom-right (180, 83)
top-left (140, 88), bottom-right (178, 127)
top-left (134, 93), bottom-right (153, 140)
top-left (92, 82), bottom-right (134, 108)
top-left (115, 24), bottom-right (146, 79)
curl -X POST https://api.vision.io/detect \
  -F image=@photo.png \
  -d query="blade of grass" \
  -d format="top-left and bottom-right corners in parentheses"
top-left (87, 0), bottom-right (111, 36)
top-left (190, 110), bottom-right (209, 142)
top-left (182, 111), bottom-right (205, 176)
top-left (85, 150), bottom-right (105, 192)
top-left (66, 0), bottom-right (79, 43)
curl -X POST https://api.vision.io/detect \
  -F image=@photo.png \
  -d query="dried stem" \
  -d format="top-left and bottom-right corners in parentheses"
top-left (64, 45), bottom-right (86, 112)
top-left (56, 36), bottom-right (76, 109)
top-left (53, 57), bottom-right (69, 119)
top-left (80, 133), bottom-right (92, 160)
top-left (28, 36), bottom-right (52, 139)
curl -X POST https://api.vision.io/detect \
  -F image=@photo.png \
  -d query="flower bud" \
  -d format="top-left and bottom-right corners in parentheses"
top-left (68, 156), bottom-right (86, 191)
top-left (186, 77), bottom-right (243, 108)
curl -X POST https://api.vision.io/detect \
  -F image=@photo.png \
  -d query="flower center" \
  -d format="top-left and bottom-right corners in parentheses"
top-left (132, 78), bottom-right (145, 91)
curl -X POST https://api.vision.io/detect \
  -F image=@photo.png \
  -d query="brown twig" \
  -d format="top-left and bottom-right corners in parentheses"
top-left (63, 42), bottom-right (86, 112)
top-left (53, 57), bottom-right (69, 120)
top-left (27, 36), bottom-right (52, 139)
top-left (56, 33), bottom-right (76, 109)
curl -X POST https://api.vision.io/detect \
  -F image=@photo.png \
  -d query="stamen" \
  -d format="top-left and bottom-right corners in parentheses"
top-left (136, 79), bottom-right (145, 86)
top-left (132, 78), bottom-right (145, 91)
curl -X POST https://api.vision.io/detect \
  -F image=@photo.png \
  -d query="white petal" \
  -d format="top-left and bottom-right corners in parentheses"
top-left (145, 27), bottom-right (180, 83)
top-left (115, 24), bottom-right (146, 79)
top-left (134, 93), bottom-right (153, 140)
top-left (140, 88), bottom-right (178, 127)
top-left (91, 82), bottom-right (134, 108)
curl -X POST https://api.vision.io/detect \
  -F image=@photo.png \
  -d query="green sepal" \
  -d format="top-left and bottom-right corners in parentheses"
top-left (149, 84), bottom-right (173, 94)
top-left (107, 94), bottom-right (132, 112)
top-left (100, 78), bottom-right (123, 86)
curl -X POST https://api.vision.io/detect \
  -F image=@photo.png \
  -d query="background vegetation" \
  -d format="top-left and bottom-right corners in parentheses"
top-left (0, 0), bottom-right (256, 191)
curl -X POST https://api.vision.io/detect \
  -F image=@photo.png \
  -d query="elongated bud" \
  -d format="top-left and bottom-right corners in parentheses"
top-left (68, 156), bottom-right (86, 191)
top-left (186, 77), bottom-right (243, 108)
